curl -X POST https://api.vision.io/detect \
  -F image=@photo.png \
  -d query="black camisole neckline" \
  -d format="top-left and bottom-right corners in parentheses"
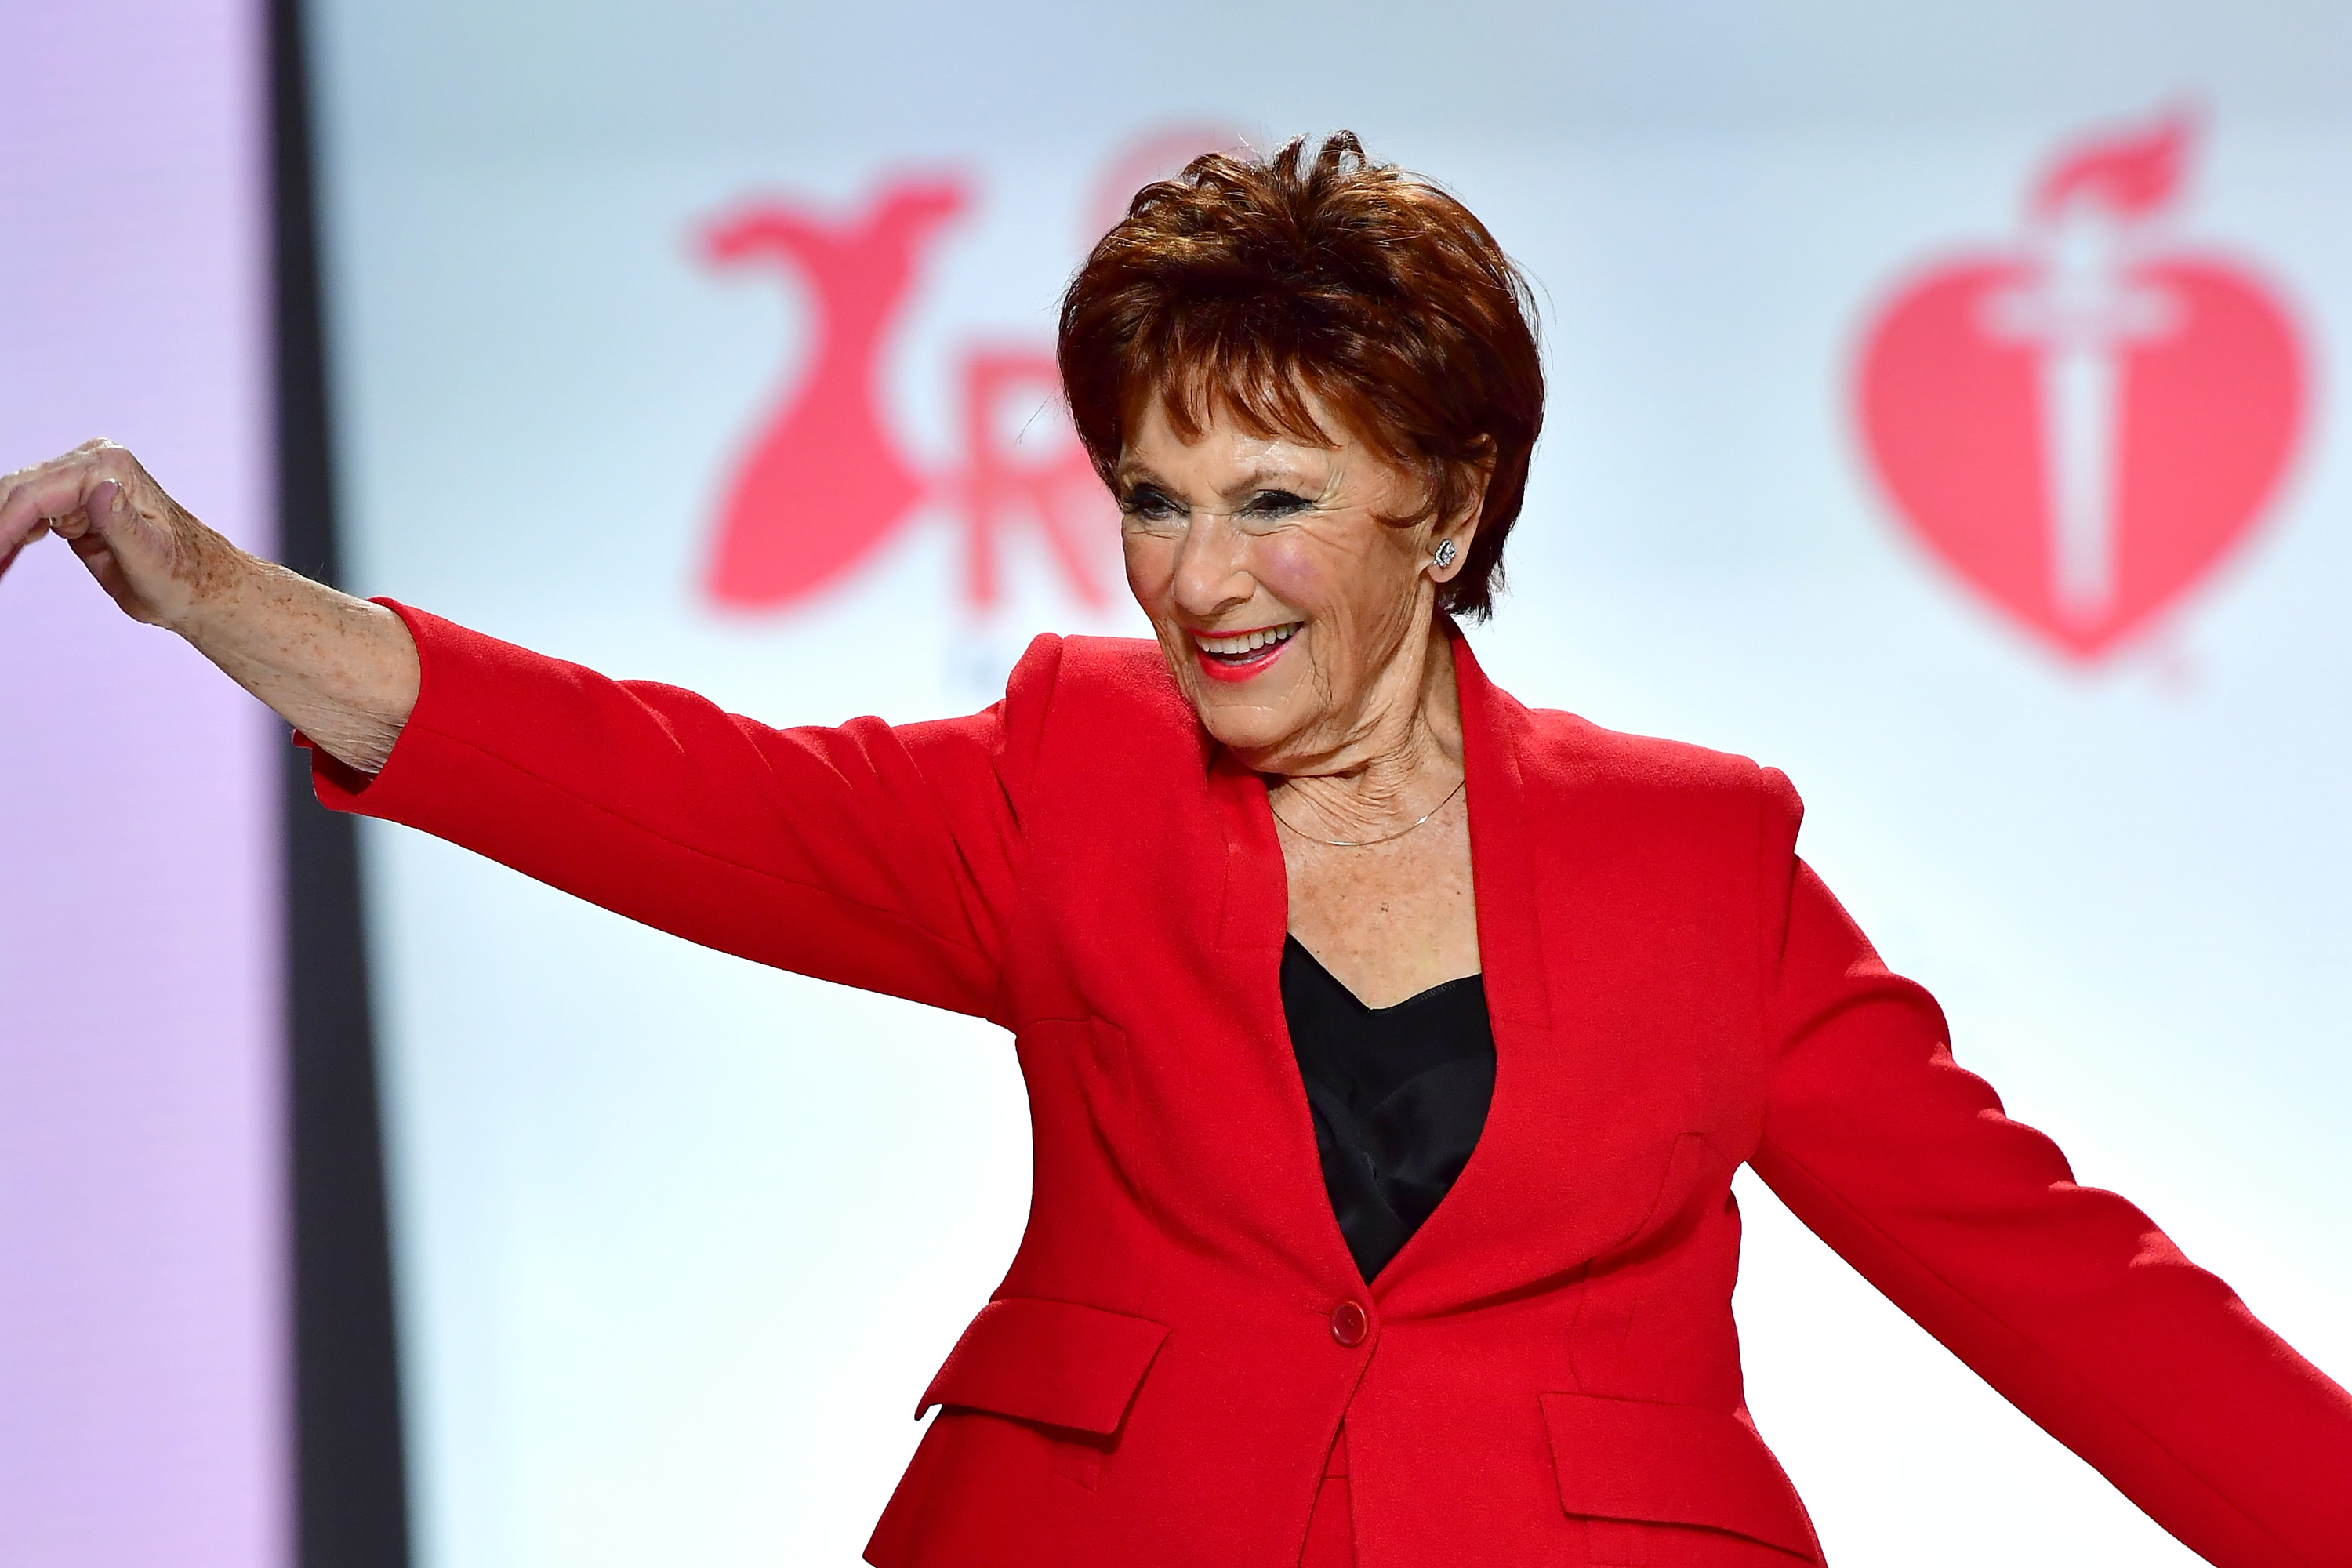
top-left (1279, 935), bottom-right (1497, 1282)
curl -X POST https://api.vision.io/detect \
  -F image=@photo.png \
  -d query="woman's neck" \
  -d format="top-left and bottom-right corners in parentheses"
top-left (1265, 622), bottom-right (1464, 842)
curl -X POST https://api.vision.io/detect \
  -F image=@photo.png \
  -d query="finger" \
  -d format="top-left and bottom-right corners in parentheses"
top-left (87, 479), bottom-right (125, 532)
top-left (0, 467), bottom-right (95, 546)
top-left (66, 528), bottom-right (123, 583)
top-left (45, 503), bottom-right (95, 541)
top-left (60, 532), bottom-right (132, 617)
top-left (0, 444), bottom-right (132, 548)
top-left (16, 477), bottom-right (121, 550)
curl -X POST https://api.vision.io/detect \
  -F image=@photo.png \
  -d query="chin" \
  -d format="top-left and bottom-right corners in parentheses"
top-left (1185, 688), bottom-right (1306, 761)
top-left (1152, 626), bottom-right (1317, 760)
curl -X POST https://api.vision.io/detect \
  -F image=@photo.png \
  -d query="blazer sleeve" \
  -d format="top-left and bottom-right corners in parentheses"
top-left (1745, 767), bottom-right (2352, 1567)
top-left (308, 601), bottom-right (1047, 1023)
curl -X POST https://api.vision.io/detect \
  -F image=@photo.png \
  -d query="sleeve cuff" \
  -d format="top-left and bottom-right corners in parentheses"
top-left (298, 597), bottom-right (438, 815)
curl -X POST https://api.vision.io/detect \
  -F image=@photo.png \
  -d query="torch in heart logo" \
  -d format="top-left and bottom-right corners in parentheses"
top-left (1855, 110), bottom-right (2307, 660)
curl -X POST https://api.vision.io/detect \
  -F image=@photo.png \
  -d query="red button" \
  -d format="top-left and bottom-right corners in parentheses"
top-left (1329, 1300), bottom-right (1370, 1348)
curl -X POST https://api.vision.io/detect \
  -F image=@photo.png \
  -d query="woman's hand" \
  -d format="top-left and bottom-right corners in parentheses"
top-left (1, 439), bottom-right (421, 774)
top-left (0, 440), bottom-right (223, 626)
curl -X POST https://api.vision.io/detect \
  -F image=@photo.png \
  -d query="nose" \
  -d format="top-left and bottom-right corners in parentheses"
top-left (1171, 514), bottom-right (1254, 621)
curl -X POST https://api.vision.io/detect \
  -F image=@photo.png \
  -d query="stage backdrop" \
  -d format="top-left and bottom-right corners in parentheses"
top-left (0, 2), bottom-right (282, 1565)
top-left (310, 2), bottom-right (2352, 1564)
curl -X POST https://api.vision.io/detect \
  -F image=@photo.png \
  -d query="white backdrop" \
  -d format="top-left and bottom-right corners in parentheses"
top-left (311, 3), bottom-right (2352, 1563)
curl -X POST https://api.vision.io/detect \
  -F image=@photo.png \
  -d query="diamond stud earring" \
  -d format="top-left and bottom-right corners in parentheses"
top-left (1432, 538), bottom-right (1459, 571)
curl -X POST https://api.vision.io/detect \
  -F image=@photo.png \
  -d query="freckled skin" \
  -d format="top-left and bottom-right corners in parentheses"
top-left (0, 438), bottom-right (419, 772)
top-left (5, 419), bottom-right (1487, 1007)
top-left (1116, 397), bottom-right (1486, 1007)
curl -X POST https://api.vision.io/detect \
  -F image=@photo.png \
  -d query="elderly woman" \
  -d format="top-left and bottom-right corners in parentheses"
top-left (5, 135), bottom-right (2348, 1567)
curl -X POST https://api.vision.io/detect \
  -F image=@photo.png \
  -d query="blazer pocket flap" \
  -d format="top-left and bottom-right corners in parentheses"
top-left (918, 1296), bottom-right (1170, 1436)
top-left (1540, 1392), bottom-right (1816, 1559)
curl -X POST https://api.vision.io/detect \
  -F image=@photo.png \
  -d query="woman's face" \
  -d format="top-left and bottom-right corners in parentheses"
top-left (1116, 393), bottom-right (1473, 772)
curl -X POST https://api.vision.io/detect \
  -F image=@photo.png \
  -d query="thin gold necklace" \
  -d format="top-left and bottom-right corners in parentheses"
top-left (1268, 775), bottom-right (1466, 848)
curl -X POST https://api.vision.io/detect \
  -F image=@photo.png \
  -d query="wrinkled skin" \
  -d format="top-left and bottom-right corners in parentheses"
top-left (0, 438), bottom-right (417, 771)
top-left (1116, 396), bottom-right (1487, 1004)
top-left (3, 411), bottom-right (1489, 1005)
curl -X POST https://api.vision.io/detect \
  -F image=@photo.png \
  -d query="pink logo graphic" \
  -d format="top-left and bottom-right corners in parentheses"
top-left (699, 129), bottom-right (1247, 615)
top-left (1856, 110), bottom-right (2306, 659)
top-left (700, 179), bottom-right (1108, 613)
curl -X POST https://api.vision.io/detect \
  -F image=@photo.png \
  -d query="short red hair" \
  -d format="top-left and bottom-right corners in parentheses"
top-left (1058, 132), bottom-right (1543, 619)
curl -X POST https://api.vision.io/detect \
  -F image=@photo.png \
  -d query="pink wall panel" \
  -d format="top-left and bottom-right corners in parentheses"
top-left (0, 2), bottom-right (283, 1565)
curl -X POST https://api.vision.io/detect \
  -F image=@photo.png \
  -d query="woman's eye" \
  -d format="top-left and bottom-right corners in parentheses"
top-left (1119, 488), bottom-right (1181, 523)
top-left (1241, 490), bottom-right (1309, 520)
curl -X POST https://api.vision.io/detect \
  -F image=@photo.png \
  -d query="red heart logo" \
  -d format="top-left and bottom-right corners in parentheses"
top-left (1856, 111), bottom-right (2305, 659)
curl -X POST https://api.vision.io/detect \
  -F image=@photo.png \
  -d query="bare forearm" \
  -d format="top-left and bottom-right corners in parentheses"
top-left (171, 535), bottom-right (418, 774)
top-left (2, 439), bottom-right (419, 774)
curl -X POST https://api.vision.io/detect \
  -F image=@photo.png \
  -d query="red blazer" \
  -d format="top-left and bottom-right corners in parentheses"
top-left (319, 604), bottom-right (2352, 1567)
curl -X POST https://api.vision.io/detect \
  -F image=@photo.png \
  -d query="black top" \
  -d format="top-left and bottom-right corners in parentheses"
top-left (1280, 935), bottom-right (1497, 1282)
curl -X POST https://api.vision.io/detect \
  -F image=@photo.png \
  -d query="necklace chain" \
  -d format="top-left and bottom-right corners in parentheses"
top-left (1267, 774), bottom-right (1467, 848)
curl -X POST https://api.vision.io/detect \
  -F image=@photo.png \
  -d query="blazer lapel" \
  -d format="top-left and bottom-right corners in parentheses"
top-left (1200, 626), bottom-right (1572, 1302)
top-left (1448, 627), bottom-right (1554, 1034)
top-left (1212, 747), bottom-right (1284, 954)
top-left (1373, 627), bottom-right (1573, 1310)
top-left (1203, 739), bottom-right (1373, 1283)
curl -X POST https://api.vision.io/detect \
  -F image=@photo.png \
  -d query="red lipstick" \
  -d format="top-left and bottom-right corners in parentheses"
top-left (1191, 624), bottom-right (1299, 683)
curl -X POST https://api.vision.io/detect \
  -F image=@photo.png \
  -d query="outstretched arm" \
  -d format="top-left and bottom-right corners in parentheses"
top-left (0, 439), bottom-right (417, 771)
top-left (1748, 768), bottom-right (2352, 1566)
top-left (4, 441), bottom-right (1031, 1019)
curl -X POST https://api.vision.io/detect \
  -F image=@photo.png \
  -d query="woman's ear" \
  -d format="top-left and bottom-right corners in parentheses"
top-left (1428, 445), bottom-right (1492, 582)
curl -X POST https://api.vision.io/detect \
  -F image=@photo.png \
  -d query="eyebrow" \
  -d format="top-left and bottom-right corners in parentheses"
top-left (1112, 464), bottom-right (1316, 503)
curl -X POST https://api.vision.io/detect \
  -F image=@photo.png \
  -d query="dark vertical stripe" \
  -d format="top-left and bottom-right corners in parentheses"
top-left (271, 0), bottom-right (412, 1563)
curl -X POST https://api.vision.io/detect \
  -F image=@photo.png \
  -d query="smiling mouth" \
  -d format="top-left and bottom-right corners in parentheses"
top-left (1190, 621), bottom-right (1301, 681)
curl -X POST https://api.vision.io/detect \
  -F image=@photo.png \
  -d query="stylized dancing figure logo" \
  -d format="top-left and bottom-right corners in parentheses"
top-left (1857, 110), bottom-right (2306, 659)
top-left (699, 176), bottom-right (1112, 616)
